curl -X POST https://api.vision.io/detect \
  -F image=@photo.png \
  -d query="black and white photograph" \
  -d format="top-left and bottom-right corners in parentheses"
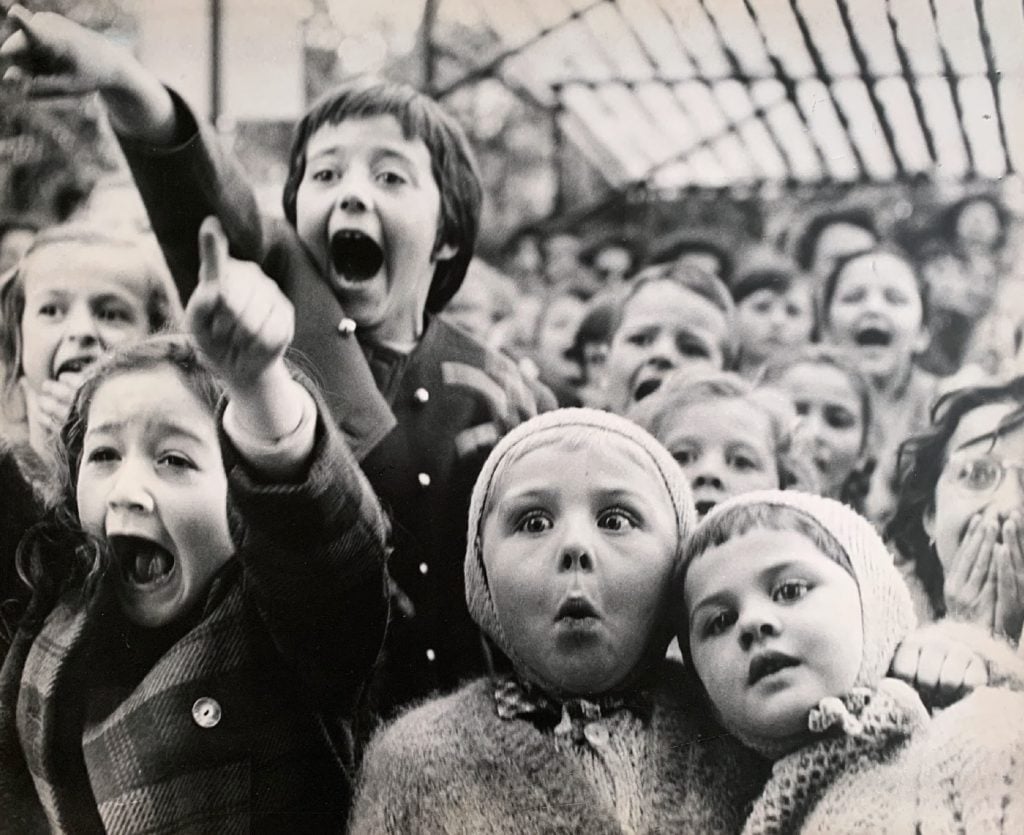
top-left (1, 0), bottom-right (1023, 831)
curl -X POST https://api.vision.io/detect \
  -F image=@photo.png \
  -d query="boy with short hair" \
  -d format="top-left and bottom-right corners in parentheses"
top-left (1, 5), bottom-right (554, 716)
top-left (682, 489), bottom-right (1024, 833)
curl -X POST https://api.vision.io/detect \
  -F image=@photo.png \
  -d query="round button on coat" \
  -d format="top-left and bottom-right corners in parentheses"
top-left (417, 472), bottom-right (431, 487)
top-left (413, 387), bottom-right (430, 404)
top-left (192, 697), bottom-right (222, 729)
top-left (337, 317), bottom-right (357, 336)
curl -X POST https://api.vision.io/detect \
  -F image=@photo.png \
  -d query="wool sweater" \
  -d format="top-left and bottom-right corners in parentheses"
top-left (349, 662), bottom-right (771, 834)
top-left (742, 680), bottom-right (1024, 834)
top-left (0, 401), bottom-right (389, 834)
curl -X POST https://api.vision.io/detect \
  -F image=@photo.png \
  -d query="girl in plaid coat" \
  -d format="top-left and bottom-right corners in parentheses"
top-left (0, 220), bottom-right (389, 833)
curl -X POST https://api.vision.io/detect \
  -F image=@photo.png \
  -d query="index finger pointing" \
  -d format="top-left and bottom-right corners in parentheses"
top-left (198, 215), bottom-right (228, 285)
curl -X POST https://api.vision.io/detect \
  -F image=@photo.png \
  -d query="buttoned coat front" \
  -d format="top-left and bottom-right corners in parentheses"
top-left (0, 409), bottom-right (389, 834)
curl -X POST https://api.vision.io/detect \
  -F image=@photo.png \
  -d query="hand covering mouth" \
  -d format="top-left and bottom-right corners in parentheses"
top-left (556, 596), bottom-right (599, 621)
top-left (748, 650), bottom-right (799, 685)
top-left (854, 326), bottom-right (893, 347)
top-left (330, 229), bottom-right (384, 281)
top-left (110, 535), bottom-right (175, 588)
top-left (54, 354), bottom-right (97, 380)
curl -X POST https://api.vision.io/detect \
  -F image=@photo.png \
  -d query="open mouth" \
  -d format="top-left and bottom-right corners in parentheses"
top-left (329, 230), bottom-right (384, 281)
top-left (694, 499), bottom-right (717, 517)
top-left (556, 596), bottom-right (599, 622)
top-left (632, 377), bottom-right (663, 403)
top-left (110, 535), bottom-right (174, 589)
top-left (54, 355), bottom-right (97, 381)
top-left (854, 327), bottom-right (892, 348)
top-left (748, 650), bottom-right (800, 685)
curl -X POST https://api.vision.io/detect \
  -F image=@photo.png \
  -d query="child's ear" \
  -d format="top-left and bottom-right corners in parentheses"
top-left (912, 321), bottom-right (930, 355)
top-left (434, 242), bottom-right (459, 262)
top-left (922, 503), bottom-right (936, 544)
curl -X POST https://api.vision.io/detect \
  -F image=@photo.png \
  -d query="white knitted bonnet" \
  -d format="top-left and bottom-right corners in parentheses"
top-left (465, 407), bottom-right (697, 692)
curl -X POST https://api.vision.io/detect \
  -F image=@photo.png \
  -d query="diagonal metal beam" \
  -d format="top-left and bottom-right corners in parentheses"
top-left (835, 0), bottom-right (905, 178)
top-left (741, 0), bottom-right (829, 179)
top-left (883, 0), bottom-right (938, 165)
top-left (787, 0), bottom-right (868, 178)
top-left (431, 0), bottom-right (611, 100)
top-left (972, 0), bottom-right (1013, 174)
top-left (926, 0), bottom-right (976, 175)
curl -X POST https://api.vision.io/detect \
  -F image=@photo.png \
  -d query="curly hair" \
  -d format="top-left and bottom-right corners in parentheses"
top-left (16, 335), bottom-right (223, 621)
top-left (885, 374), bottom-right (1024, 614)
top-left (628, 369), bottom-right (820, 495)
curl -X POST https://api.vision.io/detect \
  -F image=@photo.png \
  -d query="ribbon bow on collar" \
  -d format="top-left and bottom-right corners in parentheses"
top-left (493, 676), bottom-right (652, 746)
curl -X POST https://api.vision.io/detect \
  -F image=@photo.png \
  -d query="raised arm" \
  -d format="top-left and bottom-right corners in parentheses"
top-left (187, 217), bottom-right (389, 705)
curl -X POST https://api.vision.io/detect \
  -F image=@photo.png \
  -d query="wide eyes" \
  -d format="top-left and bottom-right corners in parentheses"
top-left (512, 506), bottom-right (639, 534)
top-left (515, 511), bottom-right (552, 534)
top-left (597, 508), bottom-right (639, 531)
top-left (772, 579), bottom-right (809, 602)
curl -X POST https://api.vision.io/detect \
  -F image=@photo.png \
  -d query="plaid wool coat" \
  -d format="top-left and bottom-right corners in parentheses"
top-left (0, 404), bottom-right (389, 834)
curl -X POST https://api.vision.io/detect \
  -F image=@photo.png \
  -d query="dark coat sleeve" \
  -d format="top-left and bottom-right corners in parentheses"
top-left (219, 390), bottom-right (390, 715)
top-left (118, 90), bottom-right (395, 460)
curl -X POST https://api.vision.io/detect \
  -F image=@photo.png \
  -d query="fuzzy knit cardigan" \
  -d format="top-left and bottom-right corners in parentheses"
top-left (742, 622), bottom-right (1024, 835)
top-left (349, 660), bottom-right (771, 834)
top-left (743, 680), bottom-right (1024, 835)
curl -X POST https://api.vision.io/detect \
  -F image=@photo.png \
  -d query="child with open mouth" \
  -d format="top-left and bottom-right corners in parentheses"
top-left (0, 224), bottom-right (181, 499)
top-left (0, 219), bottom-right (389, 832)
top-left (682, 490), bottom-right (1024, 833)
top-left (599, 261), bottom-right (738, 415)
top-left (0, 4), bottom-right (555, 717)
top-left (822, 245), bottom-right (938, 524)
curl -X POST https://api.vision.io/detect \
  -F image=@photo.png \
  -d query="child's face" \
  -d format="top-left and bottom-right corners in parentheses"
top-left (481, 436), bottom-right (678, 693)
top-left (825, 253), bottom-right (926, 381)
top-left (294, 115), bottom-right (457, 346)
top-left (776, 362), bottom-right (865, 499)
top-left (660, 398), bottom-right (778, 517)
top-left (602, 280), bottom-right (728, 414)
top-left (76, 366), bottom-right (234, 629)
top-left (685, 528), bottom-right (863, 742)
top-left (926, 401), bottom-right (1024, 574)
top-left (736, 286), bottom-right (814, 365)
top-left (534, 295), bottom-right (587, 394)
top-left (19, 243), bottom-right (152, 392)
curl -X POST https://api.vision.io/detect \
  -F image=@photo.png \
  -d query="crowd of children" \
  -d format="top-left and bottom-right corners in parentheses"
top-left (1, 3), bottom-right (1024, 832)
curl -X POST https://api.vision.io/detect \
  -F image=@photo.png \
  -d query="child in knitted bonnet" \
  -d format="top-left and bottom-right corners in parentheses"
top-left (682, 489), bottom-right (1024, 833)
top-left (351, 408), bottom-right (770, 833)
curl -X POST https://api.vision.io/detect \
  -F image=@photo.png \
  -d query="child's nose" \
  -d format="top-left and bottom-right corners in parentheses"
top-left (692, 470), bottom-right (724, 490)
top-left (647, 333), bottom-right (680, 368)
top-left (106, 462), bottom-right (155, 514)
top-left (557, 516), bottom-right (596, 572)
top-left (738, 606), bottom-right (780, 650)
top-left (63, 302), bottom-right (102, 344)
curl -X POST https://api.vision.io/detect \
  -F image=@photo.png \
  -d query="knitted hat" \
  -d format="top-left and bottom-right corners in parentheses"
top-left (683, 489), bottom-right (917, 754)
top-left (465, 407), bottom-right (697, 694)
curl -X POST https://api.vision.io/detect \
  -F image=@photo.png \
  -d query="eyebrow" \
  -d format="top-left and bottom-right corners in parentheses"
top-left (688, 559), bottom-right (801, 627)
top-left (85, 420), bottom-right (211, 447)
